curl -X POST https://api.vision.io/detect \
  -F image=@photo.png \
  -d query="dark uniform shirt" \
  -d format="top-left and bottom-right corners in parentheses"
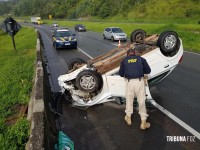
top-left (119, 55), bottom-right (151, 79)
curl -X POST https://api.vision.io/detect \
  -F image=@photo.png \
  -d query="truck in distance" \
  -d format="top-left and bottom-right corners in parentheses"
top-left (31, 17), bottom-right (43, 25)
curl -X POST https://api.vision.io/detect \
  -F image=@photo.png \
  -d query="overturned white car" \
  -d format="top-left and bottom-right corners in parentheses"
top-left (58, 29), bottom-right (183, 106)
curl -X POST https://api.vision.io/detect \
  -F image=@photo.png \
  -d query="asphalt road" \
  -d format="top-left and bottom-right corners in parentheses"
top-left (151, 52), bottom-right (200, 133)
top-left (35, 24), bottom-right (200, 150)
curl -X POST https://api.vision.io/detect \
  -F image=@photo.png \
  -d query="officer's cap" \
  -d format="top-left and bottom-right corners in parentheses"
top-left (127, 49), bottom-right (136, 56)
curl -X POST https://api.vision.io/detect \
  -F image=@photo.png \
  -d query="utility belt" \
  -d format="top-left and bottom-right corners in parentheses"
top-left (127, 77), bottom-right (143, 82)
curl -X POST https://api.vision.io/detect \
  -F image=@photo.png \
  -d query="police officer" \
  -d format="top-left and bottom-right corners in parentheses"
top-left (119, 48), bottom-right (151, 130)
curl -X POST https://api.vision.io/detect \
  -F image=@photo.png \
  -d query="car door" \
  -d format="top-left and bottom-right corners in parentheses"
top-left (104, 28), bottom-right (108, 39)
top-left (105, 28), bottom-right (111, 39)
top-left (107, 28), bottom-right (112, 39)
top-left (52, 30), bottom-right (57, 42)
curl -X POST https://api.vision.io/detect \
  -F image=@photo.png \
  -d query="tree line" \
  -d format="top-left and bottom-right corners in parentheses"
top-left (0, 0), bottom-right (199, 20)
top-left (0, 0), bottom-right (146, 19)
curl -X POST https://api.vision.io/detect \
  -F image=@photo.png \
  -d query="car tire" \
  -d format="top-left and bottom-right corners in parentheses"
top-left (103, 34), bottom-right (106, 39)
top-left (68, 58), bottom-right (86, 70)
top-left (157, 31), bottom-right (180, 56)
top-left (75, 70), bottom-right (103, 93)
top-left (111, 36), bottom-right (114, 42)
top-left (130, 29), bottom-right (146, 43)
top-left (73, 43), bottom-right (77, 49)
top-left (55, 43), bottom-right (58, 50)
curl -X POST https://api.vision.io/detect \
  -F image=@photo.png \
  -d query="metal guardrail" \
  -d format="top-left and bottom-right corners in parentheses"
top-left (39, 31), bottom-right (61, 150)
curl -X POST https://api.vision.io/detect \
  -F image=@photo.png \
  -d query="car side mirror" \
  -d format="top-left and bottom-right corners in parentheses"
top-left (73, 33), bottom-right (76, 36)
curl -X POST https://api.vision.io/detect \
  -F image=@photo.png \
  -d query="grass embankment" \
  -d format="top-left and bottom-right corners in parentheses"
top-left (0, 27), bottom-right (36, 149)
top-left (46, 20), bottom-right (200, 53)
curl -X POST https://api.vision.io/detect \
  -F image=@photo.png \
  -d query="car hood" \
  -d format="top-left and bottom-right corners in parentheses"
top-left (78, 26), bottom-right (85, 29)
top-left (55, 36), bottom-right (76, 41)
top-left (113, 33), bottom-right (127, 36)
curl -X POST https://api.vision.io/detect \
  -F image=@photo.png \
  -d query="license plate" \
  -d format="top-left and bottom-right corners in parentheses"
top-left (65, 43), bottom-right (70, 45)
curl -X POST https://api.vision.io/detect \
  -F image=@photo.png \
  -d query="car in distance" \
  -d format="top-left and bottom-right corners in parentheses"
top-left (51, 23), bottom-right (59, 28)
top-left (52, 29), bottom-right (77, 49)
top-left (103, 27), bottom-right (127, 42)
top-left (74, 24), bottom-right (86, 32)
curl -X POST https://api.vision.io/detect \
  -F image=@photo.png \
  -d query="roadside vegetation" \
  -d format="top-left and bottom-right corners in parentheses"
top-left (0, 27), bottom-right (36, 149)
top-left (1, 0), bottom-right (200, 23)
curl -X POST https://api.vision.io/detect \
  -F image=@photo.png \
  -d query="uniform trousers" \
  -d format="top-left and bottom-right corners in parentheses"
top-left (125, 78), bottom-right (148, 120)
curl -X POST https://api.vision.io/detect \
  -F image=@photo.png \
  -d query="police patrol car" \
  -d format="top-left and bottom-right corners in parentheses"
top-left (58, 29), bottom-right (183, 106)
top-left (52, 29), bottom-right (77, 49)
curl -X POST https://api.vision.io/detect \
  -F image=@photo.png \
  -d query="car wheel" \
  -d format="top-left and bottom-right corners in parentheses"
top-left (55, 43), bottom-right (58, 50)
top-left (75, 70), bottom-right (103, 93)
top-left (103, 34), bottom-right (106, 39)
top-left (130, 29), bottom-right (146, 43)
top-left (111, 36), bottom-right (114, 42)
top-left (73, 43), bottom-right (77, 49)
top-left (68, 58), bottom-right (86, 70)
top-left (157, 31), bottom-right (180, 56)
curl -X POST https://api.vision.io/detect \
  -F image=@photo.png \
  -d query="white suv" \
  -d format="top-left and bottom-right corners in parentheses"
top-left (103, 27), bottom-right (127, 42)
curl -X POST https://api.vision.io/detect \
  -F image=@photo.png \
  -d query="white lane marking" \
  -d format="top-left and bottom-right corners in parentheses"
top-left (78, 31), bottom-right (102, 41)
top-left (87, 31), bottom-right (102, 36)
top-left (111, 43), bottom-right (118, 46)
top-left (184, 51), bottom-right (200, 56)
top-left (150, 99), bottom-right (200, 140)
top-left (77, 47), bottom-right (93, 59)
top-left (78, 32), bottom-right (87, 37)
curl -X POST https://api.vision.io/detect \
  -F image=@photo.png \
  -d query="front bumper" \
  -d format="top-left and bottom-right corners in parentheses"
top-left (114, 37), bottom-right (127, 41)
top-left (55, 41), bottom-right (77, 48)
top-left (78, 28), bottom-right (86, 31)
